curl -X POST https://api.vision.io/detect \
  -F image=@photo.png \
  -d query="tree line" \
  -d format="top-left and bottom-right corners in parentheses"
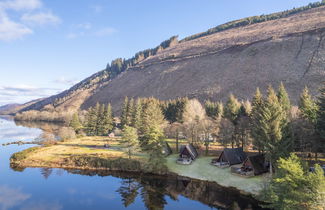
top-left (182, 1), bottom-right (325, 42)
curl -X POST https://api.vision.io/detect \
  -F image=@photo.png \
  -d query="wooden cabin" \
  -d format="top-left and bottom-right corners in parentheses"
top-left (177, 144), bottom-right (198, 165)
top-left (211, 148), bottom-right (247, 168)
top-left (162, 142), bottom-right (173, 156)
top-left (231, 154), bottom-right (269, 177)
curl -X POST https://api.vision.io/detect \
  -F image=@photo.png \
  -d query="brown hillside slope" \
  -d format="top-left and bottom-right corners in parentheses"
top-left (82, 6), bottom-right (325, 112)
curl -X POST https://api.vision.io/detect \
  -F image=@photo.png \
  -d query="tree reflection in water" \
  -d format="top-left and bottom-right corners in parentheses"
top-left (65, 169), bottom-right (265, 210)
top-left (116, 178), bottom-right (139, 207)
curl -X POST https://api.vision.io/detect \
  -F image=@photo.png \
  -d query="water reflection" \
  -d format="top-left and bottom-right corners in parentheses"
top-left (64, 170), bottom-right (263, 209)
top-left (14, 120), bottom-right (63, 138)
top-left (0, 117), bottom-right (265, 209)
top-left (0, 118), bottom-right (42, 141)
top-left (0, 185), bottom-right (31, 210)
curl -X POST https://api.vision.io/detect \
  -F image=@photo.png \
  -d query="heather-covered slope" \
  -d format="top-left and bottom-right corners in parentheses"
top-left (21, 5), bottom-right (325, 113)
top-left (82, 6), bottom-right (325, 111)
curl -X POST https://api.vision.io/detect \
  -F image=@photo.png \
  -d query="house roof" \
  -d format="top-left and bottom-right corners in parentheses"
top-left (218, 148), bottom-right (247, 165)
top-left (245, 154), bottom-right (268, 175)
top-left (179, 144), bottom-right (198, 159)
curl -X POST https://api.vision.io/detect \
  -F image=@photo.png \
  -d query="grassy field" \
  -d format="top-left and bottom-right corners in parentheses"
top-left (12, 136), bottom-right (267, 195)
top-left (166, 155), bottom-right (267, 195)
top-left (11, 136), bottom-right (148, 168)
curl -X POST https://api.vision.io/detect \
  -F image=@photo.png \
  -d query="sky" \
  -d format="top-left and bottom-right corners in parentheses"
top-left (0, 0), bottom-right (317, 106)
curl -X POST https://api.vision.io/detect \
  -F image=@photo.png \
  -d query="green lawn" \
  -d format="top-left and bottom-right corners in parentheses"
top-left (166, 155), bottom-right (268, 195)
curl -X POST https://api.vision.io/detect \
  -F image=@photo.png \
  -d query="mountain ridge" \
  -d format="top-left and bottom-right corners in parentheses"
top-left (17, 3), bottom-right (325, 114)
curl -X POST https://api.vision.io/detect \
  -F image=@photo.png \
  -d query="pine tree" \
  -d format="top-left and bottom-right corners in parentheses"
top-left (251, 88), bottom-right (264, 153)
top-left (97, 104), bottom-right (107, 135)
top-left (103, 104), bottom-right (113, 134)
top-left (252, 86), bottom-right (292, 174)
top-left (121, 126), bottom-right (139, 159)
top-left (144, 127), bottom-right (167, 173)
top-left (316, 83), bottom-right (325, 155)
top-left (224, 94), bottom-right (241, 148)
top-left (262, 154), bottom-right (325, 210)
top-left (69, 113), bottom-right (82, 133)
top-left (121, 97), bottom-right (129, 128)
top-left (140, 98), bottom-right (166, 145)
top-left (205, 100), bottom-right (224, 120)
top-left (224, 94), bottom-right (241, 124)
top-left (85, 107), bottom-right (97, 136)
top-left (127, 98), bottom-right (134, 126)
top-left (131, 98), bottom-right (142, 130)
top-left (299, 86), bottom-right (318, 124)
top-left (277, 82), bottom-right (291, 115)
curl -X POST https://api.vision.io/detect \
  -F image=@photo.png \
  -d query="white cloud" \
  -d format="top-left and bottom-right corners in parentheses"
top-left (94, 27), bottom-right (117, 37)
top-left (21, 12), bottom-right (61, 26)
top-left (0, 84), bottom-right (62, 105)
top-left (0, 0), bottom-right (60, 42)
top-left (0, 0), bottom-right (42, 11)
top-left (0, 11), bottom-right (33, 41)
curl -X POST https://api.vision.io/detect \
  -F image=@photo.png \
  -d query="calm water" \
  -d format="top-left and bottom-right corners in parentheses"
top-left (0, 117), bottom-right (263, 210)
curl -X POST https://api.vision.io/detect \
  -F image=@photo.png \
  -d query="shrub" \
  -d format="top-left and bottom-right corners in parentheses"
top-left (58, 127), bottom-right (76, 141)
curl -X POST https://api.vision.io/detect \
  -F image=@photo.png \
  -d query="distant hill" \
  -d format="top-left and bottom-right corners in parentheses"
top-left (0, 104), bottom-right (20, 114)
top-left (0, 99), bottom-right (43, 115)
top-left (18, 2), bottom-right (325, 114)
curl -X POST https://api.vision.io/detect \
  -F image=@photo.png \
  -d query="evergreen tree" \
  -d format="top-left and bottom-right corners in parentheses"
top-left (121, 126), bottom-right (139, 159)
top-left (262, 154), bottom-right (325, 210)
top-left (97, 104), bottom-right (107, 135)
top-left (121, 97), bottom-right (129, 128)
top-left (224, 94), bottom-right (241, 148)
top-left (277, 82), bottom-right (291, 115)
top-left (103, 104), bottom-right (114, 133)
top-left (236, 101), bottom-right (252, 149)
top-left (144, 127), bottom-right (167, 173)
top-left (69, 113), bottom-right (82, 133)
top-left (253, 86), bottom-right (292, 174)
top-left (224, 94), bottom-right (241, 124)
top-left (127, 98), bottom-right (134, 126)
top-left (316, 83), bottom-right (325, 154)
top-left (85, 107), bottom-right (97, 136)
top-left (140, 98), bottom-right (166, 146)
top-left (163, 98), bottom-right (188, 123)
top-left (205, 101), bottom-right (224, 120)
top-left (251, 88), bottom-right (264, 153)
top-left (299, 86), bottom-right (318, 124)
top-left (85, 103), bottom-right (114, 136)
top-left (131, 98), bottom-right (142, 130)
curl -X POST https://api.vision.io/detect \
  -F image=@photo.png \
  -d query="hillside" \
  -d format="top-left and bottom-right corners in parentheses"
top-left (0, 99), bottom-right (43, 115)
top-left (20, 3), bottom-right (325, 114)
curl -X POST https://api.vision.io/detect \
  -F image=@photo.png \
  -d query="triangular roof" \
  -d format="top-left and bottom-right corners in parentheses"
top-left (244, 154), bottom-right (268, 175)
top-left (179, 144), bottom-right (198, 159)
top-left (217, 148), bottom-right (247, 165)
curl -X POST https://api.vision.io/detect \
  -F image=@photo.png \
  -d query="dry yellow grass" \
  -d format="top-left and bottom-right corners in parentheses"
top-left (17, 136), bottom-right (146, 168)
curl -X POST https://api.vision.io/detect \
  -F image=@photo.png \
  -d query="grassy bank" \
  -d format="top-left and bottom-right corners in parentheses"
top-left (166, 155), bottom-right (266, 195)
top-left (10, 136), bottom-right (266, 195)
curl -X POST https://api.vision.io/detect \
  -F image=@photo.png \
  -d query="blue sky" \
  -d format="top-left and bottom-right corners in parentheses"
top-left (0, 0), bottom-right (316, 105)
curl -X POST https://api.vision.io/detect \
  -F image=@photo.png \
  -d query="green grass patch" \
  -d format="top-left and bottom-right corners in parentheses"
top-left (166, 155), bottom-right (267, 195)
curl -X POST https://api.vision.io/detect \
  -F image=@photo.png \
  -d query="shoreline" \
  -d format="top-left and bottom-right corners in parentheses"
top-left (9, 136), bottom-right (266, 197)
